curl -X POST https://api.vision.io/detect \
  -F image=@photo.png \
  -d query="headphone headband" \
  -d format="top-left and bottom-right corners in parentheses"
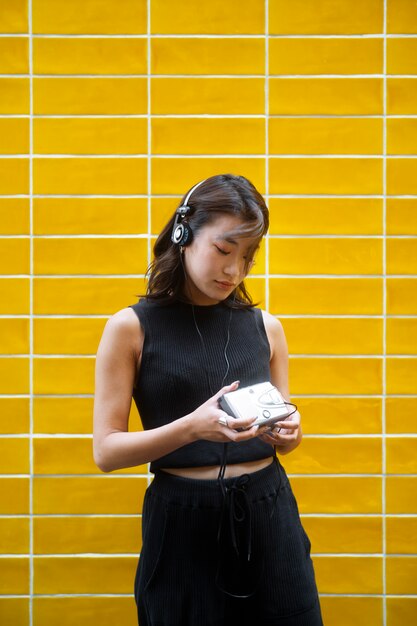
top-left (171, 178), bottom-right (207, 246)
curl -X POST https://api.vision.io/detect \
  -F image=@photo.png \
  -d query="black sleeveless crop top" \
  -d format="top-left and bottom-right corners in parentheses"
top-left (129, 298), bottom-right (274, 472)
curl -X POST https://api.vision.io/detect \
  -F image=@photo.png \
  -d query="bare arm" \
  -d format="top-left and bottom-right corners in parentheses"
top-left (93, 308), bottom-right (261, 472)
top-left (260, 310), bottom-right (302, 455)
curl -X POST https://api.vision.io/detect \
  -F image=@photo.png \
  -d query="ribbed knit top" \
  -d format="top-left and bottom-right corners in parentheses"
top-left (129, 297), bottom-right (274, 472)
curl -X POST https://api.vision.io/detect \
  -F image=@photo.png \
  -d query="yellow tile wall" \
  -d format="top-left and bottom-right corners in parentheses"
top-left (0, 1), bottom-right (415, 625)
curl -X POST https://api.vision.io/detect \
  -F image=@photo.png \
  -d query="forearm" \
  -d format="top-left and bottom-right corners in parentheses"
top-left (94, 414), bottom-right (195, 472)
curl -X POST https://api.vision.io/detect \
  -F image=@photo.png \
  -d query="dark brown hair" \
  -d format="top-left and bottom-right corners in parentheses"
top-left (143, 174), bottom-right (269, 308)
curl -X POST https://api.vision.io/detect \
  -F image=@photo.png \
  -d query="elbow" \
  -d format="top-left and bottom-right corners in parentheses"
top-left (93, 441), bottom-right (116, 473)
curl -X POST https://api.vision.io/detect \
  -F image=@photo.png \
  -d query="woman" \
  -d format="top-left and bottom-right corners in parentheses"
top-left (93, 174), bottom-right (323, 625)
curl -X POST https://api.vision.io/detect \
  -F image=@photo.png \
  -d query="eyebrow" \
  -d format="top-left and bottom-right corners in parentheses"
top-left (215, 235), bottom-right (237, 246)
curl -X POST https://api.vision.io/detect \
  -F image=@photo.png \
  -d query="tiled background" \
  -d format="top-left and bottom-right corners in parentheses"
top-left (0, 0), bottom-right (416, 624)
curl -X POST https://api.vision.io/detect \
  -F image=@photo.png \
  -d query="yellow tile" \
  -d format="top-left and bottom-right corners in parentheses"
top-left (302, 516), bottom-right (382, 553)
top-left (387, 0), bottom-right (417, 34)
top-left (34, 238), bottom-right (148, 276)
top-left (388, 119), bottom-right (417, 156)
top-left (269, 118), bottom-right (382, 155)
top-left (0, 558), bottom-right (29, 594)
top-left (387, 357), bottom-right (417, 394)
top-left (34, 318), bottom-right (105, 355)
top-left (0, 478), bottom-right (29, 514)
top-left (33, 597), bottom-right (137, 626)
top-left (0, 318), bottom-right (29, 354)
top-left (387, 238), bottom-right (417, 274)
top-left (291, 476), bottom-right (382, 513)
top-left (33, 77), bottom-right (147, 114)
top-left (0, 37), bottom-right (28, 74)
top-left (152, 38), bottom-right (264, 75)
top-left (270, 278), bottom-right (382, 315)
top-left (0, 118), bottom-right (29, 154)
top-left (152, 158), bottom-right (265, 194)
top-left (320, 597), bottom-right (382, 626)
top-left (387, 278), bottom-right (417, 315)
top-left (34, 517), bottom-right (141, 554)
top-left (388, 38), bottom-right (417, 74)
top-left (0, 199), bottom-right (29, 234)
top-left (270, 237), bottom-right (382, 274)
top-left (387, 78), bottom-right (417, 114)
top-left (386, 397), bottom-right (417, 434)
top-left (0, 398), bottom-right (29, 434)
top-left (152, 118), bottom-right (264, 155)
top-left (0, 599), bottom-right (29, 626)
top-left (0, 238), bottom-right (29, 275)
top-left (387, 199), bottom-right (417, 235)
top-left (296, 397), bottom-right (381, 435)
top-left (33, 157), bottom-right (147, 195)
top-left (387, 318), bottom-right (417, 355)
top-left (284, 318), bottom-right (382, 355)
top-left (281, 222), bottom-right (363, 259)
top-left (151, 77), bottom-right (264, 114)
top-left (33, 277), bottom-right (146, 314)
top-left (33, 357), bottom-right (93, 394)
top-left (0, 438), bottom-right (29, 474)
top-left (291, 357), bottom-right (382, 395)
top-left (387, 598), bottom-right (417, 626)
top-left (34, 198), bottom-right (147, 235)
top-left (269, 158), bottom-right (382, 195)
top-left (34, 556), bottom-right (137, 594)
top-left (151, 197), bottom-right (178, 235)
top-left (387, 438), bottom-right (417, 474)
top-left (314, 556), bottom-right (382, 594)
top-left (34, 438), bottom-right (147, 475)
top-left (269, 78), bottom-right (382, 115)
top-left (0, 358), bottom-right (29, 394)
top-left (152, 0), bottom-right (264, 34)
top-left (0, 0), bottom-right (28, 33)
top-left (0, 278), bottom-right (29, 314)
top-left (283, 437), bottom-right (382, 474)
top-left (270, 38), bottom-right (382, 74)
top-left (386, 476), bottom-right (417, 513)
top-left (34, 476), bottom-right (148, 514)
top-left (0, 518), bottom-right (29, 554)
top-left (33, 38), bottom-right (147, 75)
top-left (269, 0), bottom-right (383, 34)
top-left (386, 517), bottom-right (417, 553)
top-left (34, 118), bottom-right (147, 155)
top-left (33, 397), bottom-right (93, 434)
top-left (0, 78), bottom-right (29, 113)
top-left (387, 557), bottom-right (417, 594)
top-left (0, 158), bottom-right (29, 194)
top-left (33, 0), bottom-right (146, 34)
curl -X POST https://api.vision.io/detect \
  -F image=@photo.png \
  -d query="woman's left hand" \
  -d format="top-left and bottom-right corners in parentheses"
top-left (257, 410), bottom-right (302, 454)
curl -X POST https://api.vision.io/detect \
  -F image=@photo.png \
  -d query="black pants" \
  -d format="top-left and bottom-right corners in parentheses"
top-left (134, 458), bottom-right (323, 626)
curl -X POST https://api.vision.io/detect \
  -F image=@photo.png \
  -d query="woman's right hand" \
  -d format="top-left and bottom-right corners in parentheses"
top-left (186, 381), bottom-right (261, 443)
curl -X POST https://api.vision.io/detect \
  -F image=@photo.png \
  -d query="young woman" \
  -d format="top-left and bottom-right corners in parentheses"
top-left (93, 174), bottom-right (323, 626)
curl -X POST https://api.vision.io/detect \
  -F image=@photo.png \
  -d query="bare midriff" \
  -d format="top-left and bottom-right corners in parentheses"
top-left (160, 456), bottom-right (273, 480)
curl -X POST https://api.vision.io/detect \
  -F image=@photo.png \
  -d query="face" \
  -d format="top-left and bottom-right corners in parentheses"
top-left (182, 214), bottom-right (259, 305)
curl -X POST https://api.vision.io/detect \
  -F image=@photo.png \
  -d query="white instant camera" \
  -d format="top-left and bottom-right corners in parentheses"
top-left (219, 381), bottom-right (290, 427)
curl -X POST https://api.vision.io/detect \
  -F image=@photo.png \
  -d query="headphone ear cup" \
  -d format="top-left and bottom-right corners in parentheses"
top-left (172, 222), bottom-right (193, 246)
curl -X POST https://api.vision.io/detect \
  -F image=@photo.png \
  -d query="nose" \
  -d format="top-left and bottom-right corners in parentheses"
top-left (224, 256), bottom-right (244, 278)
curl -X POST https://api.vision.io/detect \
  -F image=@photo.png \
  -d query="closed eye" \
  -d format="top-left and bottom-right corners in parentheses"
top-left (214, 245), bottom-right (230, 255)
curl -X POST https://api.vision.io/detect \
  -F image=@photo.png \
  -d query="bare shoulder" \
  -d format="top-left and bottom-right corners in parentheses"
top-left (99, 307), bottom-right (143, 359)
top-left (260, 309), bottom-right (287, 359)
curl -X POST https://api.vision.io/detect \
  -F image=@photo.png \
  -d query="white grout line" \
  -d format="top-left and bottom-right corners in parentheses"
top-left (28, 1), bottom-right (33, 622)
top-left (383, 3), bottom-right (388, 623)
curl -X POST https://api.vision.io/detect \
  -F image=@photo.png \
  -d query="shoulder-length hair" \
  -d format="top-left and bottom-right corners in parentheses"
top-left (143, 174), bottom-right (269, 309)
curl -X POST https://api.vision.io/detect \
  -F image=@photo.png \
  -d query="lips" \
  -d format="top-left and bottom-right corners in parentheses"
top-left (215, 280), bottom-right (235, 289)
